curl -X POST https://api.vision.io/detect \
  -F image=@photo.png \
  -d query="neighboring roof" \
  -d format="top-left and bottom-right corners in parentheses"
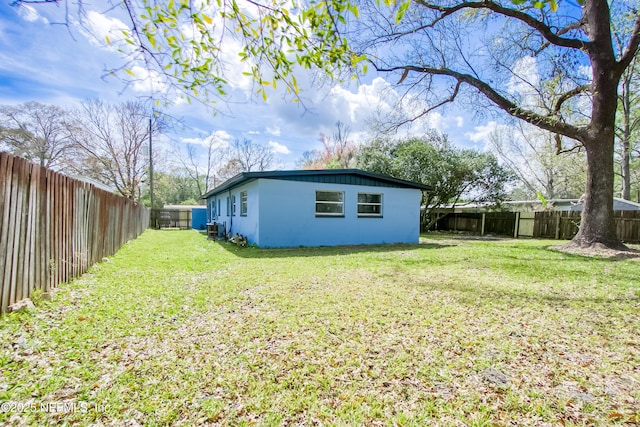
top-left (610, 198), bottom-right (640, 211)
top-left (433, 197), bottom-right (640, 212)
top-left (202, 169), bottom-right (432, 199)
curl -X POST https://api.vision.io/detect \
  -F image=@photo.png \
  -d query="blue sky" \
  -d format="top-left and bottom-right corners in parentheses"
top-left (0, 1), bottom-right (490, 169)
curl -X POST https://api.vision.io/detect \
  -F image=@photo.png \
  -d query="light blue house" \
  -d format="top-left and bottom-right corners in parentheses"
top-left (202, 169), bottom-right (430, 248)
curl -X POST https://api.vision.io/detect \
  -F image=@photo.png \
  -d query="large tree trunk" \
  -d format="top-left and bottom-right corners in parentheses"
top-left (571, 135), bottom-right (625, 249)
top-left (569, 0), bottom-right (627, 250)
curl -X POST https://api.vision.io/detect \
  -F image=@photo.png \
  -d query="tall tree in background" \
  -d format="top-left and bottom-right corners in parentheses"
top-left (615, 56), bottom-right (640, 201)
top-left (358, 133), bottom-right (513, 230)
top-left (69, 99), bottom-right (163, 200)
top-left (16, 0), bottom-right (640, 249)
top-left (172, 137), bottom-right (223, 199)
top-left (297, 150), bottom-right (322, 169)
top-left (217, 158), bottom-right (245, 182)
top-left (489, 123), bottom-right (587, 200)
top-left (0, 102), bottom-right (75, 170)
top-left (217, 139), bottom-right (273, 180)
top-left (141, 170), bottom-right (204, 207)
top-left (612, 2), bottom-right (640, 201)
top-left (299, 121), bottom-right (357, 169)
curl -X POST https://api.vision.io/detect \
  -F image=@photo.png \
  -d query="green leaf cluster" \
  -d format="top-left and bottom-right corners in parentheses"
top-left (112, 0), bottom-right (571, 104)
top-left (114, 0), bottom-right (371, 104)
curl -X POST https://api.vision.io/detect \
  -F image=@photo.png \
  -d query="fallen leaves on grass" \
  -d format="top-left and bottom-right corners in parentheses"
top-left (1, 231), bottom-right (639, 426)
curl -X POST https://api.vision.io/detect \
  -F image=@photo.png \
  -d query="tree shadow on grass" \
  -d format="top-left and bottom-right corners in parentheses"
top-left (206, 235), bottom-right (455, 259)
top-left (548, 243), bottom-right (640, 261)
top-left (405, 277), bottom-right (639, 308)
top-left (424, 232), bottom-right (640, 262)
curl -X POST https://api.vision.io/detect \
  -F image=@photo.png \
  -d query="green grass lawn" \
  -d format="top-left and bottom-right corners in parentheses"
top-left (1, 230), bottom-right (639, 426)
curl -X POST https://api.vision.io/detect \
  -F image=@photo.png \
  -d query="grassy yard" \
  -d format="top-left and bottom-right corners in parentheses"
top-left (1, 230), bottom-right (639, 426)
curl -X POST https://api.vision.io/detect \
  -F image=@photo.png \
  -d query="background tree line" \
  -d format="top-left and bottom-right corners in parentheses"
top-left (0, 101), bottom-right (513, 218)
top-left (0, 100), bottom-right (161, 202)
top-left (2, 99), bottom-right (639, 219)
top-left (0, 100), bottom-right (279, 208)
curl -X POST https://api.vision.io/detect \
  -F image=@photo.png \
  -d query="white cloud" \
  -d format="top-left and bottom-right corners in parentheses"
top-left (15, 4), bottom-right (49, 24)
top-left (266, 125), bottom-right (281, 136)
top-left (78, 10), bottom-right (129, 52)
top-left (327, 77), bottom-right (465, 138)
top-left (269, 140), bottom-right (290, 154)
top-left (326, 78), bottom-right (401, 126)
top-left (219, 41), bottom-right (254, 91)
top-left (266, 76), bottom-right (471, 155)
top-left (578, 65), bottom-right (592, 79)
top-left (465, 121), bottom-right (501, 144)
top-left (129, 66), bottom-right (168, 93)
top-left (181, 130), bottom-right (232, 149)
top-left (181, 10), bottom-right (254, 92)
top-left (425, 112), bottom-right (447, 131)
top-left (507, 56), bottom-right (541, 110)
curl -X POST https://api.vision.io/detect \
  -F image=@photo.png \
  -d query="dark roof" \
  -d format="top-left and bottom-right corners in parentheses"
top-left (202, 169), bottom-right (431, 199)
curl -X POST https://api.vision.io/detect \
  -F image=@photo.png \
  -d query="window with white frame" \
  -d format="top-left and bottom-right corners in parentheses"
top-left (240, 191), bottom-right (247, 216)
top-left (315, 191), bottom-right (344, 216)
top-left (232, 195), bottom-right (237, 216)
top-left (357, 193), bottom-right (382, 217)
top-left (226, 197), bottom-right (230, 216)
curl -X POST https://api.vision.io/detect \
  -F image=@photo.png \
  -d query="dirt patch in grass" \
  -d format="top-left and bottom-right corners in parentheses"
top-left (551, 242), bottom-right (640, 260)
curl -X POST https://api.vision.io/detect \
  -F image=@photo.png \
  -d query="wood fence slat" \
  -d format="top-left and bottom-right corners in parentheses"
top-left (12, 158), bottom-right (28, 303)
top-left (25, 163), bottom-right (37, 299)
top-left (46, 169), bottom-right (53, 291)
top-left (7, 162), bottom-right (19, 301)
top-left (52, 170), bottom-right (60, 289)
top-left (61, 175), bottom-right (67, 284)
top-left (0, 154), bottom-right (15, 314)
top-left (37, 165), bottom-right (47, 291)
top-left (65, 177), bottom-right (72, 282)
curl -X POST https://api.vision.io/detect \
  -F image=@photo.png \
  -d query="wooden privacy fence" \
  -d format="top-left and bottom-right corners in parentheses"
top-left (432, 212), bottom-right (517, 236)
top-left (430, 210), bottom-right (640, 243)
top-left (533, 211), bottom-right (580, 239)
top-left (0, 152), bottom-right (150, 314)
top-left (534, 210), bottom-right (640, 242)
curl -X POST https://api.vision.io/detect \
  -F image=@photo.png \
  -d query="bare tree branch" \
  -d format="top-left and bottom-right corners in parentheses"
top-left (383, 80), bottom-right (461, 132)
top-left (553, 84), bottom-right (590, 115)
top-left (373, 62), bottom-right (586, 141)
top-left (533, 20), bottom-right (585, 56)
top-left (412, 0), bottom-right (587, 50)
top-left (615, 13), bottom-right (640, 76)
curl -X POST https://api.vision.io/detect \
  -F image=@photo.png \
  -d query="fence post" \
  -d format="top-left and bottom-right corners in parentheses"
top-left (514, 212), bottom-right (520, 238)
top-left (554, 211), bottom-right (561, 240)
top-left (481, 213), bottom-right (486, 235)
